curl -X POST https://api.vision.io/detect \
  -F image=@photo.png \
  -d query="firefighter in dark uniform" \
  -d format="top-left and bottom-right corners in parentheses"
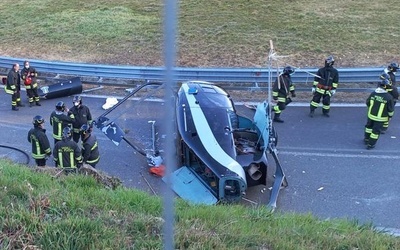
top-left (272, 66), bottom-right (296, 123)
top-left (309, 55), bottom-right (339, 117)
top-left (364, 76), bottom-right (394, 149)
top-left (5, 63), bottom-right (25, 111)
top-left (69, 95), bottom-right (93, 143)
top-left (80, 123), bottom-right (100, 168)
top-left (379, 62), bottom-right (399, 133)
top-left (27, 115), bottom-right (52, 167)
top-left (50, 101), bottom-right (75, 145)
top-left (21, 61), bottom-right (41, 107)
top-left (53, 127), bottom-right (83, 169)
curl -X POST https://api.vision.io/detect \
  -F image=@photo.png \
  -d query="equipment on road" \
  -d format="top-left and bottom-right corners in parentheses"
top-left (38, 77), bottom-right (82, 99)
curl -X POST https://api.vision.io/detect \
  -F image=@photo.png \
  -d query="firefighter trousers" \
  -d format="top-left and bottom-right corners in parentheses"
top-left (364, 118), bottom-right (384, 147)
top-left (11, 91), bottom-right (22, 108)
top-left (310, 92), bottom-right (331, 114)
top-left (273, 98), bottom-right (292, 114)
top-left (26, 87), bottom-right (40, 104)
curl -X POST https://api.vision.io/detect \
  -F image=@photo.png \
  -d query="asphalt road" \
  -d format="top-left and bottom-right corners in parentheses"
top-left (1, 88), bottom-right (399, 232)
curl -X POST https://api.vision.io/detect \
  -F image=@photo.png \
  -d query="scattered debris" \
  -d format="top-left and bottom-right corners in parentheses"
top-left (102, 97), bottom-right (119, 110)
top-left (31, 165), bottom-right (122, 189)
top-left (242, 197), bottom-right (258, 205)
top-left (140, 172), bottom-right (157, 195)
top-left (317, 187), bottom-right (324, 191)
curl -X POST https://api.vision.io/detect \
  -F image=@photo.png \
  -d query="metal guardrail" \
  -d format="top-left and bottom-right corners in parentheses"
top-left (0, 56), bottom-right (385, 86)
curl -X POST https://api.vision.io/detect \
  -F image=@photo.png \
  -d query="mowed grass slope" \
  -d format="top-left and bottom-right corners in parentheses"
top-left (0, 0), bottom-right (399, 67)
top-left (1, 161), bottom-right (400, 249)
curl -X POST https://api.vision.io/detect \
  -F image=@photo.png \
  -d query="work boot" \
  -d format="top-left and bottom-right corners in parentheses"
top-left (12, 106), bottom-right (19, 111)
top-left (366, 144), bottom-right (375, 150)
top-left (29, 102), bottom-right (34, 107)
top-left (309, 110), bottom-right (314, 118)
top-left (273, 113), bottom-right (284, 123)
top-left (381, 128), bottom-right (387, 134)
top-left (36, 102), bottom-right (41, 106)
top-left (363, 138), bottom-right (369, 145)
top-left (17, 102), bottom-right (25, 107)
top-left (323, 112), bottom-right (330, 117)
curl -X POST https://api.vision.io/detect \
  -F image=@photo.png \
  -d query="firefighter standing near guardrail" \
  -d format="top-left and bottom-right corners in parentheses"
top-left (379, 62), bottom-right (399, 133)
top-left (5, 63), bottom-right (25, 111)
top-left (364, 76), bottom-right (394, 149)
top-left (27, 115), bottom-right (52, 167)
top-left (50, 101), bottom-right (75, 145)
top-left (69, 95), bottom-right (92, 143)
top-left (272, 66), bottom-right (296, 123)
top-left (21, 61), bottom-right (41, 107)
top-left (309, 55), bottom-right (339, 117)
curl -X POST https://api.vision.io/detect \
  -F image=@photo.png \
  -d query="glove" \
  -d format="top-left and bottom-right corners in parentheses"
top-left (291, 92), bottom-right (296, 98)
top-left (311, 87), bottom-right (316, 94)
top-left (330, 89), bottom-right (336, 95)
top-left (30, 72), bottom-right (35, 77)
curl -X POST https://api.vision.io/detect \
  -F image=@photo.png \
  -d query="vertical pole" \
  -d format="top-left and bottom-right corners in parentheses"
top-left (267, 40), bottom-right (274, 120)
top-left (163, 0), bottom-right (177, 249)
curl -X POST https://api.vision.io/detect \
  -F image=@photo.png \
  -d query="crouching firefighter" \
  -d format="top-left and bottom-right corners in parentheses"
top-left (272, 66), bottom-right (296, 123)
top-left (53, 127), bottom-right (83, 170)
top-left (364, 76), bottom-right (394, 149)
top-left (80, 123), bottom-right (100, 168)
top-left (309, 55), bottom-right (339, 117)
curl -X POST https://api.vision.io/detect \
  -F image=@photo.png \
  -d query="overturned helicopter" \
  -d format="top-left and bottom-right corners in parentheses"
top-left (94, 80), bottom-right (288, 209)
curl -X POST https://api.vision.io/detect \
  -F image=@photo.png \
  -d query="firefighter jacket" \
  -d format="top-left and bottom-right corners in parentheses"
top-left (69, 105), bottom-right (92, 134)
top-left (53, 139), bottom-right (82, 168)
top-left (313, 66), bottom-right (339, 95)
top-left (50, 111), bottom-right (75, 140)
top-left (21, 66), bottom-right (38, 89)
top-left (366, 87), bottom-right (394, 122)
top-left (5, 69), bottom-right (21, 95)
top-left (81, 134), bottom-right (100, 165)
top-left (27, 127), bottom-right (51, 160)
top-left (273, 74), bottom-right (295, 102)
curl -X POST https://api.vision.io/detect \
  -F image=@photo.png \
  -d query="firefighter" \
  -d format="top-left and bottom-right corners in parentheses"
top-left (27, 115), bottom-right (52, 167)
top-left (21, 61), bottom-right (41, 107)
top-left (380, 62), bottom-right (399, 102)
top-left (379, 62), bottom-right (399, 133)
top-left (364, 76), bottom-right (394, 150)
top-left (53, 127), bottom-right (82, 169)
top-left (69, 95), bottom-right (93, 143)
top-left (80, 123), bottom-right (100, 168)
top-left (309, 55), bottom-right (339, 117)
top-left (272, 66), bottom-right (296, 123)
top-left (50, 101), bottom-right (75, 145)
top-left (5, 63), bottom-right (25, 111)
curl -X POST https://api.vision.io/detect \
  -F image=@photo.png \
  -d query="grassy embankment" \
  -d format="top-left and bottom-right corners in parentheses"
top-left (1, 160), bottom-right (400, 249)
top-left (1, 1), bottom-right (400, 249)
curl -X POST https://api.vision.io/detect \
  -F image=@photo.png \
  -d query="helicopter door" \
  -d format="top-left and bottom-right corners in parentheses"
top-left (163, 166), bottom-right (218, 205)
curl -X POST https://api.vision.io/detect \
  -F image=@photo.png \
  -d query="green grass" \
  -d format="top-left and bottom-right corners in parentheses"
top-left (0, 0), bottom-right (399, 67)
top-left (0, 160), bottom-right (399, 249)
